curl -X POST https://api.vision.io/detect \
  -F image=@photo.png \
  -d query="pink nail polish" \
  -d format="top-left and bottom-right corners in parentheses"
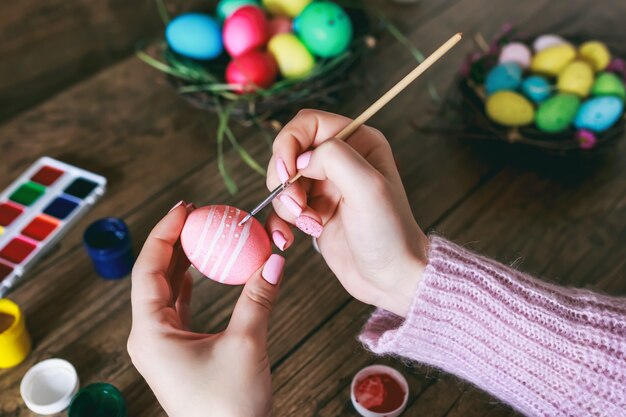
top-left (279, 195), bottom-right (302, 217)
top-left (295, 215), bottom-right (323, 238)
top-left (272, 230), bottom-right (287, 251)
top-left (276, 157), bottom-right (290, 184)
top-left (296, 151), bottom-right (313, 170)
top-left (262, 254), bottom-right (285, 285)
top-left (168, 200), bottom-right (184, 213)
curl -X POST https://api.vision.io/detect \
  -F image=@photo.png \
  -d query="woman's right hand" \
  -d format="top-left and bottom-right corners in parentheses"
top-left (266, 110), bottom-right (429, 317)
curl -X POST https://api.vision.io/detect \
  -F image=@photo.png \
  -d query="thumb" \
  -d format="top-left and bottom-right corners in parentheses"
top-left (227, 254), bottom-right (285, 340)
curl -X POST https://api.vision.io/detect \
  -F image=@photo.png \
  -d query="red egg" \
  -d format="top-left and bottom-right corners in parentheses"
top-left (268, 16), bottom-right (292, 37)
top-left (223, 5), bottom-right (268, 57)
top-left (226, 51), bottom-right (278, 93)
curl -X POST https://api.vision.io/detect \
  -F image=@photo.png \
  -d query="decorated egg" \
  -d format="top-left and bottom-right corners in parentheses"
top-left (181, 205), bottom-right (271, 285)
top-left (268, 16), bottom-right (292, 37)
top-left (166, 14), bottom-right (223, 60)
top-left (579, 41), bottom-right (611, 72)
top-left (577, 129), bottom-right (597, 149)
top-left (226, 51), bottom-right (278, 93)
top-left (217, 0), bottom-right (259, 21)
top-left (591, 72), bottom-right (626, 99)
top-left (486, 91), bottom-right (535, 127)
top-left (521, 76), bottom-right (552, 103)
top-left (262, 0), bottom-right (311, 17)
top-left (557, 61), bottom-right (594, 97)
top-left (223, 6), bottom-right (268, 57)
top-left (535, 94), bottom-right (580, 133)
top-left (532, 34), bottom-right (568, 52)
top-left (294, 2), bottom-right (353, 58)
top-left (531, 44), bottom-right (576, 76)
top-left (574, 96), bottom-right (624, 132)
top-left (498, 42), bottom-right (532, 68)
top-left (268, 33), bottom-right (315, 78)
top-left (484, 63), bottom-right (522, 95)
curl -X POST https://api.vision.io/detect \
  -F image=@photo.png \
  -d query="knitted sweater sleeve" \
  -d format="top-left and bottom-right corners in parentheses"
top-left (359, 236), bottom-right (626, 417)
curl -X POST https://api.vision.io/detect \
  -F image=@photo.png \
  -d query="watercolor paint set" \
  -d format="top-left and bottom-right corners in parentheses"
top-left (0, 157), bottom-right (106, 296)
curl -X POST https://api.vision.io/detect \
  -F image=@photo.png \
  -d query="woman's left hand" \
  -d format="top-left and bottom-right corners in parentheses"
top-left (128, 201), bottom-right (284, 417)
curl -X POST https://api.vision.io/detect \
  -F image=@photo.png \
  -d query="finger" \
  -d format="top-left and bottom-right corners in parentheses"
top-left (297, 138), bottom-right (387, 207)
top-left (265, 211), bottom-right (294, 251)
top-left (175, 272), bottom-right (193, 330)
top-left (131, 202), bottom-right (188, 320)
top-left (227, 254), bottom-right (284, 340)
top-left (167, 203), bottom-right (196, 301)
top-left (268, 110), bottom-right (354, 190)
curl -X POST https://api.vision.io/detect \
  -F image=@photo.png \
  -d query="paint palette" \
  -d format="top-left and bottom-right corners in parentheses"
top-left (0, 157), bottom-right (106, 296)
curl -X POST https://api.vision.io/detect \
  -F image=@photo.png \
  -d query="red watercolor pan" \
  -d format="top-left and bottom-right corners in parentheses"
top-left (0, 202), bottom-right (23, 227)
top-left (0, 237), bottom-right (37, 264)
top-left (31, 166), bottom-right (64, 186)
top-left (22, 215), bottom-right (59, 242)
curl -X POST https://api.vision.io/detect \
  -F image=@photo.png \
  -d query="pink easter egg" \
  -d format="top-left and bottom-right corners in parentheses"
top-left (533, 34), bottom-right (568, 52)
top-left (268, 16), bottom-right (292, 37)
top-left (226, 51), bottom-right (278, 92)
top-left (498, 42), bottom-right (531, 69)
top-left (181, 205), bottom-right (271, 285)
top-left (223, 5), bottom-right (268, 57)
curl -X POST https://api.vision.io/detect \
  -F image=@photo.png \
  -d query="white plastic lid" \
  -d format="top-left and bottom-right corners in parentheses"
top-left (351, 364), bottom-right (409, 417)
top-left (20, 358), bottom-right (80, 415)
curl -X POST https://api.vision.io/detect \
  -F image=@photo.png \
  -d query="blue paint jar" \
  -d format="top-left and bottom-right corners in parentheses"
top-left (83, 218), bottom-right (133, 279)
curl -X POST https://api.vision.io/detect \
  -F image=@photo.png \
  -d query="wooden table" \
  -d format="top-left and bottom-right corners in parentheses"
top-left (2, 1), bottom-right (626, 416)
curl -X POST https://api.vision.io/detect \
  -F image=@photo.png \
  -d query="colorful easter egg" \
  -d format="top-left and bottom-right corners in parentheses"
top-left (268, 33), bottom-right (315, 78)
top-left (576, 129), bottom-right (597, 149)
top-left (591, 72), bottom-right (626, 99)
top-left (217, 0), bottom-right (259, 21)
top-left (226, 51), bottom-right (278, 92)
top-left (268, 16), bottom-right (292, 37)
top-left (579, 41), bottom-right (611, 72)
top-left (294, 2), bottom-right (353, 58)
top-left (557, 61), bottom-right (594, 97)
top-left (181, 205), bottom-right (271, 285)
top-left (498, 42), bottom-right (532, 68)
top-left (166, 14), bottom-right (223, 60)
top-left (485, 91), bottom-right (535, 127)
top-left (531, 44), bottom-right (576, 76)
top-left (521, 76), bottom-right (552, 103)
top-left (484, 62), bottom-right (522, 95)
top-left (223, 6), bottom-right (268, 57)
top-left (262, 0), bottom-right (311, 17)
top-left (574, 96), bottom-right (624, 132)
top-left (535, 94), bottom-right (580, 133)
top-left (532, 34), bottom-right (568, 52)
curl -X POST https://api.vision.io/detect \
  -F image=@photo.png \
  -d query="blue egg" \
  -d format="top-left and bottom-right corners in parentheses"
top-left (521, 76), bottom-right (552, 103)
top-left (574, 97), bottom-right (624, 132)
top-left (485, 63), bottom-right (522, 95)
top-left (166, 13), bottom-right (223, 60)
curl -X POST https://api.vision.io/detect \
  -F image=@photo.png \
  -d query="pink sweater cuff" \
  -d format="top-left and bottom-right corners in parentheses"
top-left (359, 236), bottom-right (626, 417)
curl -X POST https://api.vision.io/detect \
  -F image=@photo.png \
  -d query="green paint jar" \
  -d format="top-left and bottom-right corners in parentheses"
top-left (67, 383), bottom-right (127, 417)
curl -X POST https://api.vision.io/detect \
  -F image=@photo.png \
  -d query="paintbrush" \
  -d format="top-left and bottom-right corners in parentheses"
top-left (239, 32), bottom-right (463, 226)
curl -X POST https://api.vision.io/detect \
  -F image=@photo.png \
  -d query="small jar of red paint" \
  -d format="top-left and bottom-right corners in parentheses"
top-left (351, 365), bottom-right (409, 417)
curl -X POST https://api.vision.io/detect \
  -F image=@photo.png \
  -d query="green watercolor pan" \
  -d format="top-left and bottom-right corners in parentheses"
top-left (0, 157), bottom-right (106, 296)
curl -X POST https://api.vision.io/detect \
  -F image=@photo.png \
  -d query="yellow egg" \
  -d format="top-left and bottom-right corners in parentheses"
top-left (486, 91), bottom-right (535, 127)
top-left (557, 61), bottom-right (594, 97)
top-left (530, 44), bottom-right (576, 76)
top-left (268, 33), bottom-right (315, 79)
top-left (579, 41), bottom-right (611, 71)
top-left (262, 0), bottom-right (311, 17)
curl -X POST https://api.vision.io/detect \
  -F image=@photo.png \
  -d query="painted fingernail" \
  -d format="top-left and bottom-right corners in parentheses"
top-left (311, 236), bottom-right (321, 253)
top-left (262, 254), bottom-right (285, 285)
top-left (169, 200), bottom-right (185, 213)
top-left (296, 151), bottom-right (313, 170)
top-left (296, 215), bottom-right (323, 238)
top-left (279, 195), bottom-right (302, 217)
top-left (276, 157), bottom-right (290, 184)
top-left (272, 230), bottom-right (287, 251)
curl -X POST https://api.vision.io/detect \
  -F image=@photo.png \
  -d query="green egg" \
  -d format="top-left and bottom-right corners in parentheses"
top-left (535, 94), bottom-right (581, 133)
top-left (217, 0), bottom-right (259, 21)
top-left (591, 72), bottom-right (626, 99)
top-left (294, 1), bottom-right (352, 58)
